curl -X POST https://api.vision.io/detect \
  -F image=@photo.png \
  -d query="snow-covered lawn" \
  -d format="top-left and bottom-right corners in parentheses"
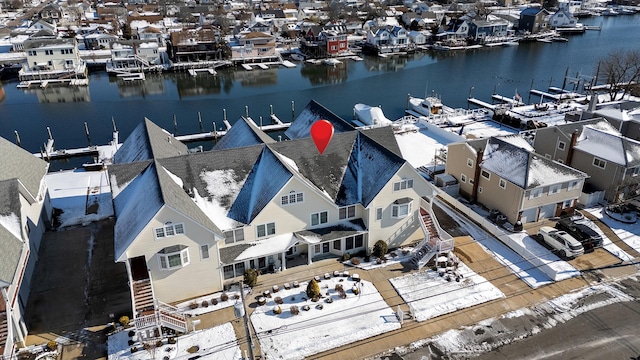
top-left (344, 247), bottom-right (414, 270)
top-left (586, 206), bottom-right (640, 255)
top-left (107, 323), bottom-right (241, 360)
top-left (46, 169), bottom-right (113, 228)
top-left (174, 287), bottom-right (246, 316)
top-left (390, 263), bottom-right (504, 322)
top-left (250, 275), bottom-right (400, 360)
top-left (573, 211), bottom-right (634, 261)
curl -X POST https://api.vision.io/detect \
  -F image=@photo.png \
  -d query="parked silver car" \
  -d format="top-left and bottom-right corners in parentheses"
top-left (537, 226), bottom-right (585, 259)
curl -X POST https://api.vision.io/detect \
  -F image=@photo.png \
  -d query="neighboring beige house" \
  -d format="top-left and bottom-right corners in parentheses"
top-left (446, 134), bottom-right (588, 224)
top-left (110, 103), bottom-right (446, 338)
top-left (230, 31), bottom-right (277, 62)
top-left (531, 119), bottom-right (640, 203)
top-left (0, 137), bottom-right (52, 359)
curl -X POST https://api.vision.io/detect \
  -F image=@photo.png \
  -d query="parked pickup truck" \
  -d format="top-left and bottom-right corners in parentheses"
top-left (555, 218), bottom-right (603, 252)
top-left (537, 226), bottom-right (585, 259)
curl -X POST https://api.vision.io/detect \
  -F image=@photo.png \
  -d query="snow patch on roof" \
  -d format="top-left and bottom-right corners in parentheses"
top-left (191, 188), bottom-right (234, 231)
top-left (200, 169), bottom-right (245, 209)
top-left (575, 126), bottom-right (626, 165)
top-left (163, 167), bottom-right (184, 189)
top-left (0, 213), bottom-right (21, 240)
top-left (235, 233), bottom-right (297, 261)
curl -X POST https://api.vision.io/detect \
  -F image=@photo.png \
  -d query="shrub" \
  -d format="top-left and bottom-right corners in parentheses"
top-left (155, 340), bottom-right (163, 347)
top-left (234, 294), bottom-right (240, 300)
top-left (131, 347), bottom-right (138, 353)
top-left (189, 302), bottom-right (199, 309)
top-left (273, 306), bottom-right (282, 315)
top-left (338, 288), bottom-right (347, 299)
top-left (372, 240), bottom-right (388, 258)
top-left (168, 337), bottom-right (177, 345)
top-left (119, 315), bottom-right (130, 327)
top-left (306, 278), bottom-right (321, 299)
top-left (325, 297), bottom-right (333, 304)
top-left (128, 330), bottom-right (135, 337)
top-left (128, 339), bottom-right (135, 346)
top-left (46, 340), bottom-right (57, 351)
top-left (187, 346), bottom-right (199, 354)
top-left (201, 300), bottom-right (209, 308)
top-left (220, 293), bottom-right (229, 301)
top-left (211, 298), bottom-right (218, 305)
top-left (243, 268), bottom-right (259, 287)
top-left (274, 296), bottom-right (283, 304)
top-left (351, 257), bottom-right (361, 265)
top-left (335, 284), bottom-right (344, 292)
top-left (290, 305), bottom-right (300, 315)
top-left (364, 255), bottom-right (371, 262)
top-left (342, 253), bottom-right (351, 261)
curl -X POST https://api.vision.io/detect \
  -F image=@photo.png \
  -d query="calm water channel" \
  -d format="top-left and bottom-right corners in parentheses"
top-left (0, 15), bottom-right (638, 161)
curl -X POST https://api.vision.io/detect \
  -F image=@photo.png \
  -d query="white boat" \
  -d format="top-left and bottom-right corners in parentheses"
top-left (407, 94), bottom-right (493, 127)
top-left (323, 58), bottom-right (341, 66)
top-left (353, 103), bottom-right (393, 127)
top-left (290, 53), bottom-right (305, 61)
top-left (502, 41), bottom-right (519, 47)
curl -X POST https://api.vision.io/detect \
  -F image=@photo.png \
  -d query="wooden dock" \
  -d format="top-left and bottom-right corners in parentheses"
top-left (467, 98), bottom-right (497, 110)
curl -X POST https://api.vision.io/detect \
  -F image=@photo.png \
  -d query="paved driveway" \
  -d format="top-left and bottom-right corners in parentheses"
top-left (24, 218), bottom-right (131, 359)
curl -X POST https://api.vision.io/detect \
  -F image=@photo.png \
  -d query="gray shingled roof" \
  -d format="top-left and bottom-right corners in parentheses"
top-left (285, 100), bottom-right (355, 140)
top-left (0, 179), bottom-right (24, 286)
top-left (295, 219), bottom-right (366, 242)
top-left (213, 117), bottom-right (275, 151)
top-left (219, 243), bottom-right (253, 264)
top-left (0, 136), bottom-right (49, 200)
top-left (114, 118), bottom-right (188, 164)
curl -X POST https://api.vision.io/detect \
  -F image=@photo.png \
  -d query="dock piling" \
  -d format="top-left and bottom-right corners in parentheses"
top-left (245, 106), bottom-right (249, 118)
top-left (198, 112), bottom-right (204, 132)
top-left (14, 131), bottom-right (21, 148)
top-left (173, 114), bottom-right (178, 135)
top-left (291, 101), bottom-right (295, 122)
top-left (84, 122), bottom-right (91, 147)
top-left (47, 126), bottom-right (53, 140)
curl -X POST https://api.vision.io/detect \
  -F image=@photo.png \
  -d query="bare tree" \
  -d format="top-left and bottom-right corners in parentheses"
top-left (474, 1), bottom-right (493, 20)
top-left (598, 50), bottom-right (640, 101)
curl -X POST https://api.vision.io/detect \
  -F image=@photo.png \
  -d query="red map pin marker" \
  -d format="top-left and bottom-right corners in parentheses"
top-left (310, 120), bottom-right (334, 155)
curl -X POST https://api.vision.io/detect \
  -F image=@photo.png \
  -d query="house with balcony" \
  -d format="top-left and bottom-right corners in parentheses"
top-left (168, 28), bottom-right (225, 63)
top-left (365, 25), bottom-right (410, 54)
top-left (531, 119), bottom-right (640, 204)
top-left (548, 7), bottom-right (578, 29)
top-left (445, 134), bottom-right (588, 224)
top-left (468, 18), bottom-right (510, 40)
top-left (105, 40), bottom-right (166, 74)
top-left (109, 103), bottom-right (449, 338)
top-left (0, 137), bottom-right (52, 359)
top-left (19, 38), bottom-right (87, 82)
top-left (229, 31), bottom-right (277, 63)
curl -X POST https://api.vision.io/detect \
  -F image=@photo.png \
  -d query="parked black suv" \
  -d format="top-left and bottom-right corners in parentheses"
top-left (555, 218), bottom-right (603, 252)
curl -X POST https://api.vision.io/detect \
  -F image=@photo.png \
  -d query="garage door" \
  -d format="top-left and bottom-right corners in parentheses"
top-left (538, 204), bottom-right (556, 220)
top-left (520, 208), bottom-right (537, 223)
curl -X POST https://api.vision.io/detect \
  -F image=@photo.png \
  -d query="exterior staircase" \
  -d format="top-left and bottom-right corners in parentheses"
top-left (131, 279), bottom-right (188, 337)
top-left (408, 207), bottom-right (451, 270)
top-left (0, 311), bottom-right (8, 358)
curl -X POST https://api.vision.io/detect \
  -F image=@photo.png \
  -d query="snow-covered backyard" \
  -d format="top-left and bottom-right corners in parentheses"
top-left (250, 275), bottom-right (401, 360)
top-left (390, 263), bottom-right (505, 322)
top-left (587, 206), bottom-right (640, 255)
top-left (107, 323), bottom-right (241, 360)
top-left (45, 169), bottom-right (113, 228)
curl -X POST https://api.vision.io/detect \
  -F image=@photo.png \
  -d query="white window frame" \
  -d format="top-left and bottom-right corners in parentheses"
top-left (311, 211), bottom-right (328, 226)
top-left (593, 157), bottom-right (606, 169)
top-left (481, 169), bottom-right (490, 180)
top-left (567, 180), bottom-right (579, 190)
top-left (393, 178), bottom-right (414, 191)
top-left (562, 199), bottom-right (573, 209)
top-left (224, 228), bottom-right (245, 244)
top-left (200, 244), bottom-right (210, 260)
top-left (467, 158), bottom-right (474, 167)
top-left (376, 207), bottom-right (383, 221)
top-left (548, 184), bottom-right (561, 195)
top-left (281, 191), bottom-right (304, 205)
top-left (159, 247), bottom-right (190, 270)
top-left (529, 188), bottom-right (543, 199)
top-left (339, 205), bottom-right (356, 220)
top-left (392, 201), bottom-right (413, 219)
top-left (460, 174), bottom-right (467, 183)
top-left (557, 141), bottom-right (566, 150)
top-left (633, 167), bottom-right (640, 177)
top-left (499, 178), bottom-right (506, 189)
top-left (154, 222), bottom-right (185, 239)
top-left (256, 222), bottom-right (276, 238)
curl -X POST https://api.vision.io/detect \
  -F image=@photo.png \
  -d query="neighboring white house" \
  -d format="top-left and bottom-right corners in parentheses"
top-left (0, 137), bottom-right (52, 359)
top-left (109, 102), bottom-right (447, 339)
top-left (548, 8), bottom-right (578, 28)
top-left (19, 38), bottom-right (87, 82)
top-left (105, 40), bottom-right (166, 73)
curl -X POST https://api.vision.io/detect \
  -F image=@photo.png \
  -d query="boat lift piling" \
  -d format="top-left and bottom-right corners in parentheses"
top-left (84, 122), bottom-right (91, 147)
top-left (14, 131), bottom-right (21, 148)
top-left (198, 112), bottom-right (204, 133)
top-left (173, 114), bottom-right (178, 135)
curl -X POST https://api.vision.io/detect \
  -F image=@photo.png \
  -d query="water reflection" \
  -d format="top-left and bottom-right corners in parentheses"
top-left (24, 84), bottom-right (91, 103)
top-left (234, 67), bottom-right (278, 87)
top-left (110, 74), bottom-right (165, 97)
top-left (173, 72), bottom-right (223, 98)
top-left (300, 62), bottom-right (348, 85)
